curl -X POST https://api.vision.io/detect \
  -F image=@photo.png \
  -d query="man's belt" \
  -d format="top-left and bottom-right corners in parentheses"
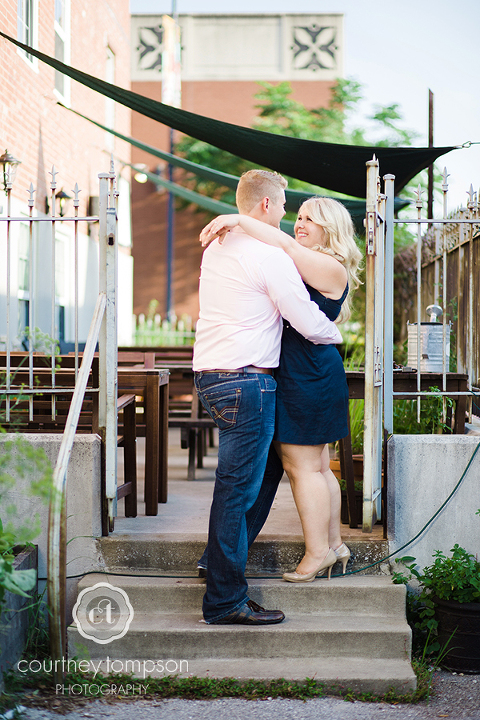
top-left (201, 366), bottom-right (274, 375)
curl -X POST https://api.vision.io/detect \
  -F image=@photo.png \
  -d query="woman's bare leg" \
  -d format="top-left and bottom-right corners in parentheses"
top-left (320, 443), bottom-right (343, 551)
top-left (275, 442), bottom-right (332, 575)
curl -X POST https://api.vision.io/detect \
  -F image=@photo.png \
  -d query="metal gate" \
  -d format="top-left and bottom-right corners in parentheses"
top-left (364, 157), bottom-right (479, 531)
top-left (363, 158), bottom-right (386, 531)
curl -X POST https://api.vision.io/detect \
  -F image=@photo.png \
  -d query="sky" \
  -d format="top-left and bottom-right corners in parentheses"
top-left (130, 0), bottom-right (480, 210)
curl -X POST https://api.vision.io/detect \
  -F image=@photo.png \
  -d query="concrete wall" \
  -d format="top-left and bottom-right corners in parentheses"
top-left (387, 435), bottom-right (480, 573)
top-left (132, 14), bottom-right (343, 82)
top-left (0, 434), bottom-right (105, 619)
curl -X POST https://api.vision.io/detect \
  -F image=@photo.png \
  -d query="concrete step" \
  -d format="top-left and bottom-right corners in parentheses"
top-left (69, 612), bottom-right (410, 660)
top-left (75, 574), bottom-right (406, 617)
top-left (68, 574), bottom-right (415, 692)
top-left (70, 656), bottom-right (415, 696)
top-left (98, 534), bottom-right (390, 576)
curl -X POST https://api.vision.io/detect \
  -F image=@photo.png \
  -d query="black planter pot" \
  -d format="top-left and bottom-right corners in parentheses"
top-left (0, 545), bottom-right (38, 692)
top-left (434, 596), bottom-right (480, 673)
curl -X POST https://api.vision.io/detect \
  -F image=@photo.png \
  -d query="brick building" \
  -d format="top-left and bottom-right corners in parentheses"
top-left (0, 0), bottom-right (133, 347)
top-left (130, 13), bottom-right (344, 321)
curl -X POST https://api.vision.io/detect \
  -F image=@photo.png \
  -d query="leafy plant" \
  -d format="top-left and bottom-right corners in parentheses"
top-left (337, 476), bottom-right (363, 493)
top-left (340, 348), bottom-right (365, 455)
top-left (404, 545), bottom-right (480, 604)
top-left (18, 326), bottom-right (61, 356)
top-left (0, 338), bottom-right (56, 662)
top-left (2, 662), bottom-right (427, 705)
top-left (0, 433), bottom-right (53, 647)
top-left (0, 526), bottom-right (37, 609)
top-left (22, 589), bottom-right (51, 660)
top-left (393, 545), bottom-right (480, 655)
top-left (393, 386), bottom-right (453, 435)
top-left (348, 399), bottom-right (364, 454)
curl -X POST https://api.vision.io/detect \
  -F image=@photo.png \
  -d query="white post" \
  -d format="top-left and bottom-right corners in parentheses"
top-left (98, 166), bottom-right (118, 531)
top-left (364, 157), bottom-right (384, 531)
top-left (384, 175), bottom-right (395, 435)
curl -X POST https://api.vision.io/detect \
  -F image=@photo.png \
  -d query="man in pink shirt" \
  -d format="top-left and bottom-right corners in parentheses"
top-left (193, 170), bottom-right (342, 625)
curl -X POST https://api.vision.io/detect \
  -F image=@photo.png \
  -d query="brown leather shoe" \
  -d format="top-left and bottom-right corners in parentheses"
top-left (209, 599), bottom-right (285, 625)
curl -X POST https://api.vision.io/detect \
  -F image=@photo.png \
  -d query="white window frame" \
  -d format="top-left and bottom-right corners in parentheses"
top-left (17, 0), bottom-right (39, 71)
top-left (17, 219), bottom-right (34, 347)
top-left (53, 0), bottom-right (71, 105)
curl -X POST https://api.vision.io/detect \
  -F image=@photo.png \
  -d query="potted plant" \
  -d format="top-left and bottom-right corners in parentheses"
top-left (0, 433), bottom-right (52, 690)
top-left (393, 542), bottom-right (480, 673)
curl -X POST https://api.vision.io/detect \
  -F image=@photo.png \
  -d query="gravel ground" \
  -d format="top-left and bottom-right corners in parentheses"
top-left (6, 671), bottom-right (480, 720)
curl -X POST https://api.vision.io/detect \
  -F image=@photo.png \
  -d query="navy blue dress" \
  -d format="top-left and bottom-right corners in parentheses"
top-left (274, 283), bottom-right (349, 445)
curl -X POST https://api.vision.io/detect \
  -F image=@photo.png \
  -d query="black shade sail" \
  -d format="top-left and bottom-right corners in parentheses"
top-left (64, 105), bottom-right (410, 227)
top-left (1, 31), bottom-right (455, 199)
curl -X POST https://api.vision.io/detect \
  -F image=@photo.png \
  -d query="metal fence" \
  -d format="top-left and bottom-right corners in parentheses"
top-left (0, 161), bottom-right (118, 680)
top-left (394, 190), bottom-right (480, 397)
top-left (364, 158), bottom-right (479, 531)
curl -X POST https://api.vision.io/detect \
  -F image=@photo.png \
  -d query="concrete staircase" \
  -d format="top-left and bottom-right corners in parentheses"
top-left (68, 535), bottom-right (416, 694)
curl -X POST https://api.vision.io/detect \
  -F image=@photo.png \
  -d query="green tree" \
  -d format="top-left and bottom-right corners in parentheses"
top-left (251, 78), bottom-right (363, 144)
top-left (176, 77), bottom-right (422, 206)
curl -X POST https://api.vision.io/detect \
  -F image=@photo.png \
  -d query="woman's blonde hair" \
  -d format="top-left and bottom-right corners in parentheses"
top-left (299, 197), bottom-right (363, 323)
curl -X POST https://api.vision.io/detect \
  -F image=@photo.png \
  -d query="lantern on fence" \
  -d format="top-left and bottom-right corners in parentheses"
top-left (407, 304), bottom-right (451, 372)
top-left (0, 149), bottom-right (21, 191)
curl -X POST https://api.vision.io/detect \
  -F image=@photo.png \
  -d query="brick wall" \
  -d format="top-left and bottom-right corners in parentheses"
top-left (0, 0), bottom-right (131, 215)
top-left (0, 0), bottom-right (133, 345)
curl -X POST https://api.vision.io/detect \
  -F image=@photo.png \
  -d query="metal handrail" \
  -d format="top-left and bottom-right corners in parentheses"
top-left (47, 292), bottom-right (106, 683)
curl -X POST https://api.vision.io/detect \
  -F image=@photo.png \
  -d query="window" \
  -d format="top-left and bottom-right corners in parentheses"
top-left (18, 224), bottom-right (30, 293)
top-left (17, 223), bottom-right (32, 347)
top-left (54, 0), bottom-right (70, 102)
top-left (17, 0), bottom-right (38, 67)
top-left (17, 299), bottom-right (29, 349)
top-left (55, 236), bottom-right (66, 301)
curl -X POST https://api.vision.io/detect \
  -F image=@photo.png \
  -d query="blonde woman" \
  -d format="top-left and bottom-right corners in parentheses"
top-left (200, 197), bottom-right (362, 582)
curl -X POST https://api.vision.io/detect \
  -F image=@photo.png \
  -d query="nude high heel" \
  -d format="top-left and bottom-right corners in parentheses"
top-left (282, 548), bottom-right (337, 583)
top-left (333, 542), bottom-right (351, 574)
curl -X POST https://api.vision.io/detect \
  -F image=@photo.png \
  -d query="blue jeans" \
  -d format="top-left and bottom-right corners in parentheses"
top-left (197, 444), bottom-right (284, 566)
top-left (194, 370), bottom-right (277, 622)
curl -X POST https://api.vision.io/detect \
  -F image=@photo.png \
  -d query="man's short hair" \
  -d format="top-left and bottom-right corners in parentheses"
top-left (236, 170), bottom-right (287, 214)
